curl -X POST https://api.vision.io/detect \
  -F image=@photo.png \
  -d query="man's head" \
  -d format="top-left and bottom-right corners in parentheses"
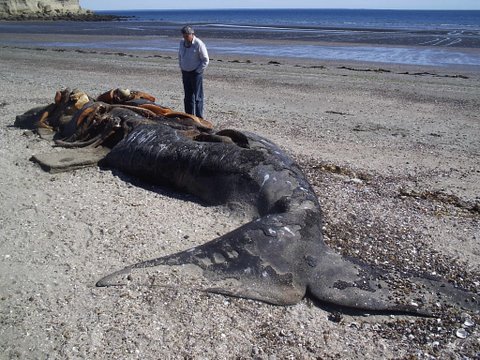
top-left (181, 25), bottom-right (195, 42)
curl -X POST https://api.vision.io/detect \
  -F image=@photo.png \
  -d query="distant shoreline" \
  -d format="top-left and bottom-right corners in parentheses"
top-left (1, 17), bottom-right (480, 49)
top-left (0, 13), bottom-right (125, 21)
top-left (1, 32), bottom-right (479, 69)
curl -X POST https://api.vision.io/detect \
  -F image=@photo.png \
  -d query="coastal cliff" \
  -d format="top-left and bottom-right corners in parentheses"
top-left (0, 0), bottom-right (115, 20)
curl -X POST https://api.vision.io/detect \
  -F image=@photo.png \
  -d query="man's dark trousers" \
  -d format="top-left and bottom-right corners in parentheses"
top-left (182, 70), bottom-right (204, 118)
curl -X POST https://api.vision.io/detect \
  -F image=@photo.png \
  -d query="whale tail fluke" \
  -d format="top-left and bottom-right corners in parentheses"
top-left (306, 250), bottom-right (479, 315)
top-left (96, 212), bottom-right (478, 315)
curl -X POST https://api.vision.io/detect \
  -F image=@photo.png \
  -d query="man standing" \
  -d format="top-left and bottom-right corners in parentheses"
top-left (178, 25), bottom-right (209, 119)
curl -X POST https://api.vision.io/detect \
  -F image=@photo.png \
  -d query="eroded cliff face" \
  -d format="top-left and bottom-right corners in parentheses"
top-left (0, 0), bottom-right (89, 19)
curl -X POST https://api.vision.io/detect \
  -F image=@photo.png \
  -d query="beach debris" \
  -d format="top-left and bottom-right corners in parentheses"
top-left (455, 328), bottom-right (469, 339)
top-left (337, 66), bottom-right (469, 79)
top-left (325, 110), bottom-right (351, 116)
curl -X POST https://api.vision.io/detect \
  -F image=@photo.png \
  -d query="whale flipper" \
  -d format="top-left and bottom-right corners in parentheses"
top-left (97, 215), bottom-right (308, 305)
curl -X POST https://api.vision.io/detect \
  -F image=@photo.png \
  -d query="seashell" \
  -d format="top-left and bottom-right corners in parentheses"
top-left (463, 319), bottom-right (475, 327)
top-left (455, 328), bottom-right (468, 339)
top-left (349, 178), bottom-right (363, 185)
top-left (348, 322), bottom-right (360, 329)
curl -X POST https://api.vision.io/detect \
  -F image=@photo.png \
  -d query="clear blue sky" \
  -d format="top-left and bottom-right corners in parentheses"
top-left (80, 1), bottom-right (480, 11)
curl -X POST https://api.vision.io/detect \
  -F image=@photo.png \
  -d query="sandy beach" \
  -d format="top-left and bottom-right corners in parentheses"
top-left (0, 43), bottom-right (479, 358)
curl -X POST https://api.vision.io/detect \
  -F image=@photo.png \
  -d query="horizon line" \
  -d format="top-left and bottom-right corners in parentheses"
top-left (89, 7), bottom-right (480, 12)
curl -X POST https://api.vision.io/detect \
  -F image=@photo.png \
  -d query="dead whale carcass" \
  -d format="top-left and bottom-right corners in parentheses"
top-left (15, 88), bottom-right (479, 315)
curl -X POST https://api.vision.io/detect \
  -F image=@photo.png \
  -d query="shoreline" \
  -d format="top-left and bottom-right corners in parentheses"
top-left (2, 41), bottom-right (480, 75)
top-left (0, 45), bottom-right (479, 358)
top-left (2, 14), bottom-right (480, 49)
top-left (1, 13), bottom-right (480, 68)
top-left (1, 32), bottom-right (480, 71)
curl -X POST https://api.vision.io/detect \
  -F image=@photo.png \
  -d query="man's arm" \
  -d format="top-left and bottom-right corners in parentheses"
top-left (197, 41), bottom-right (209, 72)
top-left (178, 41), bottom-right (183, 69)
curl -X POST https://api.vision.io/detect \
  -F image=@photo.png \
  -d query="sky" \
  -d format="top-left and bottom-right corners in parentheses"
top-left (80, 1), bottom-right (480, 11)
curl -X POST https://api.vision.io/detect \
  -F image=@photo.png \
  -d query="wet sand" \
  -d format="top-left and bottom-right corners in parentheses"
top-left (0, 44), bottom-right (479, 358)
top-left (1, 18), bottom-right (480, 48)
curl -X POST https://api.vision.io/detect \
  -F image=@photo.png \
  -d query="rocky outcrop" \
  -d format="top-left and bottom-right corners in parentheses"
top-left (0, 0), bottom-right (118, 20)
top-left (1, 0), bottom-right (82, 13)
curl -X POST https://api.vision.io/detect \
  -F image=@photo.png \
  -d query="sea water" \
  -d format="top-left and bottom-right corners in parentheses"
top-left (1, 9), bottom-right (479, 67)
